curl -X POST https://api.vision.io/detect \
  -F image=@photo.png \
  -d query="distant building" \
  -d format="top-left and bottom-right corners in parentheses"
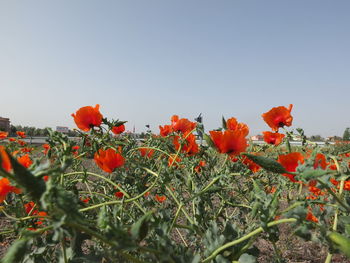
top-left (250, 135), bottom-right (263, 141)
top-left (56, 126), bottom-right (69, 133)
top-left (0, 117), bottom-right (10, 132)
top-left (326, 136), bottom-right (342, 142)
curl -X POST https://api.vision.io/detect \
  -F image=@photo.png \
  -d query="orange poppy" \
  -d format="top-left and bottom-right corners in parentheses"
top-left (313, 153), bottom-right (328, 170)
top-left (139, 147), bottom-right (154, 158)
top-left (24, 201), bottom-right (38, 215)
top-left (24, 202), bottom-right (47, 226)
top-left (265, 186), bottom-right (276, 194)
top-left (0, 131), bottom-right (8, 140)
top-left (168, 154), bottom-right (181, 167)
top-left (262, 104), bottom-right (293, 131)
top-left (16, 131), bottom-right (26, 138)
top-left (115, 191), bottom-right (124, 199)
top-left (112, 124), bottom-right (125, 135)
top-left (155, 194), bottom-right (166, 203)
top-left (277, 152), bottom-right (304, 182)
top-left (241, 155), bottom-right (261, 173)
top-left (9, 138), bottom-right (16, 142)
top-left (42, 144), bottom-right (50, 155)
top-left (173, 132), bottom-right (199, 156)
top-left (308, 186), bottom-right (324, 197)
top-left (0, 146), bottom-right (12, 172)
top-left (17, 154), bottom-right (33, 168)
top-left (72, 145), bottom-right (80, 156)
top-left (94, 148), bottom-right (125, 173)
top-left (194, 160), bottom-right (206, 173)
top-left (21, 147), bottom-right (33, 153)
top-left (0, 178), bottom-right (21, 203)
top-left (71, 104), bottom-right (103, 132)
top-left (306, 210), bottom-right (318, 223)
top-left (209, 130), bottom-right (248, 157)
top-left (344, 181), bottom-right (350, 191)
top-left (171, 115), bottom-right (196, 134)
top-left (159, 125), bottom-right (173, 137)
top-left (330, 178), bottom-right (350, 191)
top-left (226, 118), bottom-right (249, 136)
top-left (17, 140), bottom-right (26, 146)
top-left (262, 131), bottom-right (285, 145)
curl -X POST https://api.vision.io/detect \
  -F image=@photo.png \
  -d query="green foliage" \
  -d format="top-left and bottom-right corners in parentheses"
top-left (343, 128), bottom-right (350, 141)
top-left (243, 154), bottom-right (287, 174)
top-left (1, 111), bottom-right (350, 262)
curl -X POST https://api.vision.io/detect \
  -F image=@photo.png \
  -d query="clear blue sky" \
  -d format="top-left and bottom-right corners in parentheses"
top-left (0, 1), bottom-right (349, 137)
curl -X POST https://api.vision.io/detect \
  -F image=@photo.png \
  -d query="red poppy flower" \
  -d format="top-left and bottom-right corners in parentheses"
top-left (94, 148), bottom-right (125, 173)
top-left (42, 144), bottom-right (50, 155)
top-left (115, 191), bottom-right (124, 199)
top-left (81, 197), bottom-right (90, 203)
top-left (72, 145), bottom-right (80, 156)
top-left (21, 147), bottom-right (33, 153)
top-left (9, 138), bottom-right (16, 142)
top-left (155, 194), bottom-right (166, 203)
top-left (209, 130), bottom-right (248, 157)
top-left (112, 124), bottom-right (125, 135)
top-left (24, 201), bottom-right (38, 215)
top-left (168, 154), bottom-right (181, 167)
top-left (262, 104), bottom-right (293, 131)
top-left (306, 210), bottom-right (318, 223)
top-left (226, 118), bottom-right (249, 136)
top-left (173, 132), bottom-right (199, 156)
top-left (17, 154), bottom-right (33, 168)
top-left (265, 186), bottom-right (276, 194)
top-left (17, 140), bottom-right (26, 146)
top-left (171, 115), bottom-right (196, 134)
top-left (328, 160), bottom-right (337, 170)
top-left (308, 186), bottom-right (324, 197)
top-left (16, 131), bottom-right (26, 138)
top-left (313, 153), bottom-right (328, 170)
top-left (71, 104), bottom-right (103, 132)
top-left (159, 125), bottom-right (173, 137)
top-left (194, 160), bottom-right (206, 173)
top-left (344, 181), bottom-right (350, 191)
top-left (139, 147), bottom-right (154, 158)
top-left (0, 131), bottom-right (8, 140)
top-left (262, 131), bottom-right (285, 146)
top-left (24, 202), bottom-right (47, 226)
top-left (241, 155), bottom-right (261, 173)
top-left (277, 152), bottom-right (304, 182)
top-left (0, 146), bottom-right (12, 172)
top-left (0, 178), bottom-right (21, 203)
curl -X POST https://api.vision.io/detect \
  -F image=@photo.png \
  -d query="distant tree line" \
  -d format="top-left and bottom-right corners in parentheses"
top-left (343, 127), bottom-right (350, 141)
top-left (9, 125), bottom-right (79, 137)
top-left (305, 127), bottom-right (350, 142)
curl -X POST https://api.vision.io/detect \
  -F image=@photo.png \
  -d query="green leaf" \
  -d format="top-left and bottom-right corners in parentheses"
top-left (130, 211), bottom-right (153, 241)
top-left (327, 231), bottom-right (350, 258)
top-left (204, 133), bottom-right (215, 148)
top-left (294, 225), bottom-right (311, 241)
top-left (238, 253), bottom-right (257, 263)
top-left (2, 238), bottom-right (29, 263)
top-left (222, 116), bottom-right (227, 130)
top-left (6, 150), bottom-right (46, 201)
top-left (97, 205), bottom-right (109, 229)
top-left (299, 169), bottom-right (328, 181)
top-left (243, 154), bottom-right (287, 174)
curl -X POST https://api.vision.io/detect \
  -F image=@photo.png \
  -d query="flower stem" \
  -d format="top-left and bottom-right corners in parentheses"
top-left (202, 218), bottom-right (297, 263)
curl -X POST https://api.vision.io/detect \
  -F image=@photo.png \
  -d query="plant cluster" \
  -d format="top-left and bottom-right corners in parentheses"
top-left (0, 104), bottom-right (350, 263)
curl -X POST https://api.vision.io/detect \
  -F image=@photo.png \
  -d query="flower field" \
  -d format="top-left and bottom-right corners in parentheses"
top-left (0, 104), bottom-right (350, 263)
